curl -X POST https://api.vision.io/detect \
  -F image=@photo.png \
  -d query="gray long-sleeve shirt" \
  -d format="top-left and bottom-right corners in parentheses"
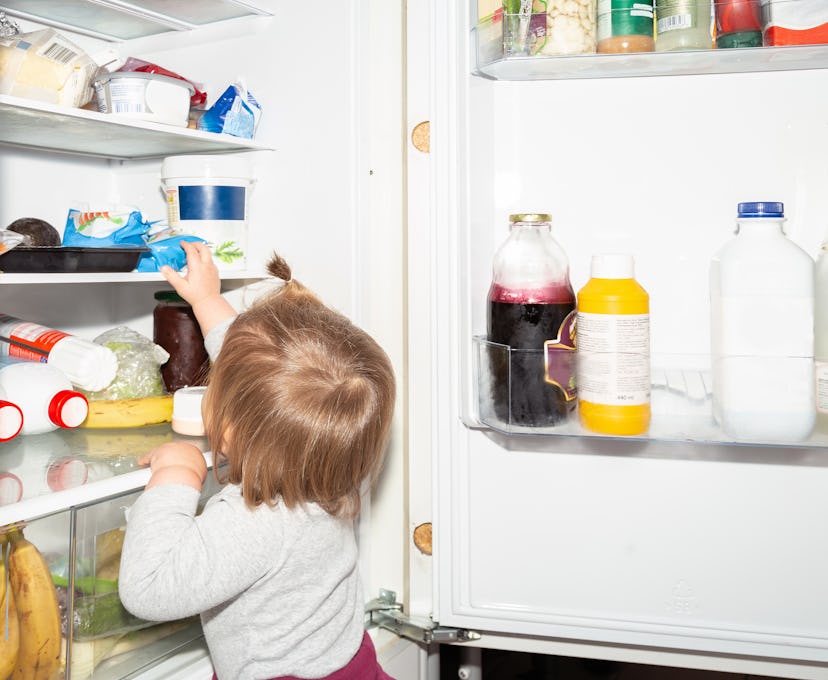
top-left (119, 315), bottom-right (365, 679)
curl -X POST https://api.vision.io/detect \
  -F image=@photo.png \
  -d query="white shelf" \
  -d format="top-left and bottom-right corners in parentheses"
top-left (0, 94), bottom-right (273, 160)
top-left (0, 269), bottom-right (268, 284)
top-left (475, 40), bottom-right (828, 81)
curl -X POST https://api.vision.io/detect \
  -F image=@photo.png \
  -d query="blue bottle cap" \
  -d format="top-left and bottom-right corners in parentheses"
top-left (737, 202), bottom-right (784, 218)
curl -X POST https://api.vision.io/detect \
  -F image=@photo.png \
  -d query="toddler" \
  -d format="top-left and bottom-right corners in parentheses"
top-left (119, 241), bottom-right (396, 680)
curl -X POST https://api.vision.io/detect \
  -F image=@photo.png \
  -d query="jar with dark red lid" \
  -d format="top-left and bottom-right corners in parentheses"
top-left (153, 290), bottom-right (209, 393)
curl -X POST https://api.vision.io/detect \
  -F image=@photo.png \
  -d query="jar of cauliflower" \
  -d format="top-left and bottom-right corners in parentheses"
top-left (538, 0), bottom-right (598, 55)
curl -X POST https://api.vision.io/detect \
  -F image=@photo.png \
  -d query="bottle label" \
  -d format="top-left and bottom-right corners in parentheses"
top-left (816, 361), bottom-right (828, 414)
top-left (577, 312), bottom-right (650, 406)
top-left (656, 0), bottom-right (697, 33)
top-left (544, 309), bottom-right (577, 401)
top-left (0, 315), bottom-right (68, 361)
top-left (598, 0), bottom-right (655, 39)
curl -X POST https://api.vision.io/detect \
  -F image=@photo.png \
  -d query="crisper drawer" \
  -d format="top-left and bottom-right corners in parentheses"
top-left (2, 475), bottom-right (219, 679)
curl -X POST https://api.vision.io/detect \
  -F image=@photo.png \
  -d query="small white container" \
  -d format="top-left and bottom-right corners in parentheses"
top-left (161, 155), bottom-right (255, 270)
top-left (172, 386), bottom-right (207, 437)
top-left (94, 71), bottom-right (194, 127)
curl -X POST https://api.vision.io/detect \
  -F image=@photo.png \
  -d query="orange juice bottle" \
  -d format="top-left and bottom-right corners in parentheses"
top-left (576, 254), bottom-right (650, 435)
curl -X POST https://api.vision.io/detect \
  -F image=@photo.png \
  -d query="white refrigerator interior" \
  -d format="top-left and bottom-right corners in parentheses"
top-left (0, 1), bottom-right (415, 678)
top-left (407, 1), bottom-right (828, 678)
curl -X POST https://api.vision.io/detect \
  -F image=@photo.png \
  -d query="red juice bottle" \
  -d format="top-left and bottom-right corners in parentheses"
top-left (486, 213), bottom-right (577, 427)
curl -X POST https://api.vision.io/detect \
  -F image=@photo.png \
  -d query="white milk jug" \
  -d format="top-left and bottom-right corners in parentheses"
top-left (710, 202), bottom-right (815, 442)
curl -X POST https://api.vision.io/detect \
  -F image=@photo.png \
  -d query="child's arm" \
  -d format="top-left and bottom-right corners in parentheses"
top-left (161, 240), bottom-right (237, 336)
top-left (139, 441), bottom-right (208, 491)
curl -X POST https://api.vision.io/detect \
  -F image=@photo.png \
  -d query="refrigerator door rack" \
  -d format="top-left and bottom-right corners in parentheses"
top-left (472, 336), bottom-right (828, 448)
top-left (473, 16), bottom-right (828, 80)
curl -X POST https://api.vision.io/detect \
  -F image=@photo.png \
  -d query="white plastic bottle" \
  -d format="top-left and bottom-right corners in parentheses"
top-left (0, 385), bottom-right (24, 441)
top-left (710, 202), bottom-right (815, 442)
top-left (0, 313), bottom-right (118, 391)
top-left (814, 243), bottom-right (828, 433)
top-left (0, 361), bottom-right (90, 435)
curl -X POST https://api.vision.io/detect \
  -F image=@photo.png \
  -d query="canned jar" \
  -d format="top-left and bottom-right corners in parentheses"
top-left (153, 291), bottom-right (210, 393)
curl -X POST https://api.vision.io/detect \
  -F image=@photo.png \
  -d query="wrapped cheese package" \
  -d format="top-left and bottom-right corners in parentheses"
top-left (0, 28), bottom-right (97, 107)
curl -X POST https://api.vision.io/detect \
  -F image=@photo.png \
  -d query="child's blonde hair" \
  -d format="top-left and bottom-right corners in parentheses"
top-left (203, 254), bottom-right (395, 519)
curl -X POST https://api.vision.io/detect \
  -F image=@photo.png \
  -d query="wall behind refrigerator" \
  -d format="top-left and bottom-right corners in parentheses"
top-left (467, 69), bottom-right (828, 362)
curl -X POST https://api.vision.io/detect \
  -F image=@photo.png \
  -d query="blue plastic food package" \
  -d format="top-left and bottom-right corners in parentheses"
top-left (62, 209), bottom-right (151, 248)
top-left (135, 233), bottom-right (206, 272)
top-left (197, 81), bottom-right (261, 139)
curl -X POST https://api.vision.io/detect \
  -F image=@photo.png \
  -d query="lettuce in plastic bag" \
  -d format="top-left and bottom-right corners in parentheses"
top-left (82, 327), bottom-right (168, 400)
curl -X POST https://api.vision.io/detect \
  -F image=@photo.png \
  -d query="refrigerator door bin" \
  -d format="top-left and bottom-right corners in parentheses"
top-left (473, 337), bottom-right (825, 448)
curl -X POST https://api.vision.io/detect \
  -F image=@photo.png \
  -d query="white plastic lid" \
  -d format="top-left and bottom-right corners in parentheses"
top-left (161, 155), bottom-right (253, 181)
top-left (0, 400), bottom-right (24, 441)
top-left (591, 253), bottom-right (635, 279)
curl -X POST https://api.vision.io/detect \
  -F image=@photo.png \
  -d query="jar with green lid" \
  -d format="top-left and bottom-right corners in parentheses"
top-left (153, 290), bottom-right (210, 393)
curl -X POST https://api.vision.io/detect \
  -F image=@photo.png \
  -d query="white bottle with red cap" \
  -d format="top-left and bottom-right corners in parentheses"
top-left (0, 360), bottom-right (89, 435)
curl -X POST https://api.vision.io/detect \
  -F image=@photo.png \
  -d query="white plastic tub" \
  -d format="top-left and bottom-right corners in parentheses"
top-left (161, 155), bottom-right (255, 270)
top-left (94, 72), bottom-right (194, 127)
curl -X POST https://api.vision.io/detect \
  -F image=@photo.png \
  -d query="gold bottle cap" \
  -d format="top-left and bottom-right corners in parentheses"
top-left (509, 213), bottom-right (551, 223)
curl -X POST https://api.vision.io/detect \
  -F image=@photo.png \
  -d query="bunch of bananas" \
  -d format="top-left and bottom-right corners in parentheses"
top-left (1, 528), bottom-right (62, 680)
top-left (81, 395), bottom-right (173, 429)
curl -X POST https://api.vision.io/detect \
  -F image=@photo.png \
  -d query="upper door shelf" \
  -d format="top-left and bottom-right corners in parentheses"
top-left (0, 0), bottom-right (272, 41)
top-left (474, 21), bottom-right (828, 80)
top-left (0, 94), bottom-right (272, 159)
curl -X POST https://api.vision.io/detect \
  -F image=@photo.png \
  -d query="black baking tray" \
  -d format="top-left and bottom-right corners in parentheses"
top-left (0, 246), bottom-right (149, 273)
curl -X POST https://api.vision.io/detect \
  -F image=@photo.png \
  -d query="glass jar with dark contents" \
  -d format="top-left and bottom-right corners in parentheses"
top-left (153, 291), bottom-right (210, 393)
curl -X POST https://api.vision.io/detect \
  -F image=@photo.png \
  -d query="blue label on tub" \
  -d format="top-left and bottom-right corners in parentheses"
top-left (179, 185), bottom-right (246, 221)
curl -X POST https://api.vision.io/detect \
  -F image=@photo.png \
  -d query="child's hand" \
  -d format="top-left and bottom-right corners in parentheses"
top-left (160, 240), bottom-right (237, 336)
top-left (140, 441), bottom-right (208, 491)
top-left (160, 240), bottom-right (221, 308)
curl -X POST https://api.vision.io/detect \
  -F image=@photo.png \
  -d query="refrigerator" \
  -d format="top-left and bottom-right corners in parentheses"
top-left (2, 0), bottom-right (828, 678)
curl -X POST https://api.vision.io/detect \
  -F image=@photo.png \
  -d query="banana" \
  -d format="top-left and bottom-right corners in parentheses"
top-left (8, 530), bottom-right (61, 680)
top-left (1, 536), bottom-right (19, 680)
top-left (80, 396), bottom-right (173, 429)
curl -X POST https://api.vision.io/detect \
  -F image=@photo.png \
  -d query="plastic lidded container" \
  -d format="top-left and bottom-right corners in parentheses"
top-left (93, 71), bottom-right (194, 127)
top-left (710, 201), bottom-right (815, 442)
top-left (160, 154), bottom-right (255, 271)
top-left (655, 0), bottom-right (713, 50)
top-left (577, 254), bottom-right (651, 436)
top-left (172, 386), bottom-right (207, 436)
top-left (597, 0), bottom-right (655, 52)
top-left (153, 290), bottom-right (210, 393)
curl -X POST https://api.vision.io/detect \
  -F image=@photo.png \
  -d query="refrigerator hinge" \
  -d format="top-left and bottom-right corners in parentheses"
top-left (365, 589), bottom-right (481, 645)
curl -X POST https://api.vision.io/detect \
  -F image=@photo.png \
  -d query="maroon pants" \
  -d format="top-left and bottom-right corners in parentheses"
top-left (211, 631), bottom-right (395, 680)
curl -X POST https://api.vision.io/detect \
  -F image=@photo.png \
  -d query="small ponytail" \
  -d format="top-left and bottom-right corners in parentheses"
top-left (263, 252), bottom-right (321, 305)
top-left (266, 253), bottom-right (292, 281)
